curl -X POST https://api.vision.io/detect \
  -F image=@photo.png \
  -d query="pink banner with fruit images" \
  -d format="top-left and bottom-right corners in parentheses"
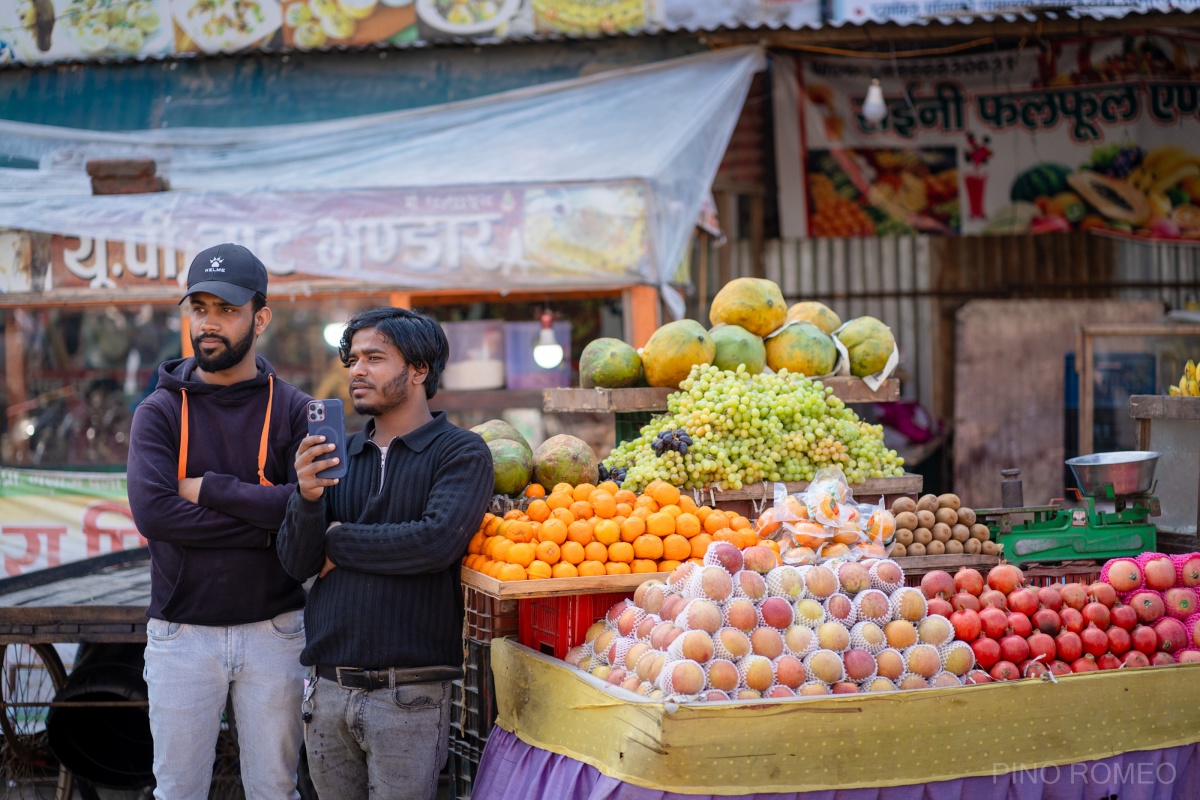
top-left (799, 35), bottom-right (1200, 240)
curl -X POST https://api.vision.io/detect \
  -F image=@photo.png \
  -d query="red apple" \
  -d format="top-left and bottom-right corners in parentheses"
top-left (1128, 591), bottom-right (1166, 624)
top-left (1151, 651), bottom-right (1177, 666)
top-left (1143, 556), bottom-right (1176, 592)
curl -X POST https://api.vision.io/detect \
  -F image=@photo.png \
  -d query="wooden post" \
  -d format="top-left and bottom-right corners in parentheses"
top-left (6, 312), bottom-right (27, 459)
top-left (180, 307), bottom-right (193, 358)
top-left (623, 285), bottom-right (660, 349)
top-left (389, 292), bottom-right (413, 310)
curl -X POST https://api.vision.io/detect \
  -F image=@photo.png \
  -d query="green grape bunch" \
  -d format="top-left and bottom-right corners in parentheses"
top-left (603, 364), bottom-right (904, 492)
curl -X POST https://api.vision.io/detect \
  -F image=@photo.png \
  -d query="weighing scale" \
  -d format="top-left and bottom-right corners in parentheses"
top-left (976, 452), bottom-right (1159, 566)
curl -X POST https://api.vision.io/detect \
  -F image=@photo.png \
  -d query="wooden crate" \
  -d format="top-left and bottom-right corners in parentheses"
top-left (543, 378), bottom-right (900, 414)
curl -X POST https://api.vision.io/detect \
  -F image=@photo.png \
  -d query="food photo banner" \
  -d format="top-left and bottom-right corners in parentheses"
top-left (799, 35), bottom-right (1200, 240)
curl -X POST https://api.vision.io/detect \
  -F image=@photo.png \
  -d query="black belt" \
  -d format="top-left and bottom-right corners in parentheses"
top-left (316, 664), bottom-right (463, 690)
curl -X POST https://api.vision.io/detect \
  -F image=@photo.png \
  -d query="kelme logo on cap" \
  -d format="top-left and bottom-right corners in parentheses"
top-left (206, 256), bottom-right (226, 273)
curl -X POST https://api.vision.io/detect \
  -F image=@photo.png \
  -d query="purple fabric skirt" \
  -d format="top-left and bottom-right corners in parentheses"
top-left (474, 727), bottom-right (1200, 800)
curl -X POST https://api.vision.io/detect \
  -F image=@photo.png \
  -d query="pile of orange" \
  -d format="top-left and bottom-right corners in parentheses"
top-left (463, 480), bottom-right (780, 582)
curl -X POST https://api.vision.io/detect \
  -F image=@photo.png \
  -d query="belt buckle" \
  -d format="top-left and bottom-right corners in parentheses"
top-left (335, 666), bottom-right (360, 689)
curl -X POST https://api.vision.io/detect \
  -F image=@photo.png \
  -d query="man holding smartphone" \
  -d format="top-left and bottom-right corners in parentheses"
top-left (277, 307), bottom-right (493, 800)
top-left (127, 243), bottom-right (312, 798)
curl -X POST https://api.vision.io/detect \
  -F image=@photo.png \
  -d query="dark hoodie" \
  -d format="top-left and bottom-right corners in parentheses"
top-left (127, 355), bottom-right (310, 625)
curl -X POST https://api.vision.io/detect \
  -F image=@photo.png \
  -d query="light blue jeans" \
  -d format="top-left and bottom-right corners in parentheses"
top-left (144, 610), bottom-right (307, 800)
top-left (303, 674), bottom-right (452, 800)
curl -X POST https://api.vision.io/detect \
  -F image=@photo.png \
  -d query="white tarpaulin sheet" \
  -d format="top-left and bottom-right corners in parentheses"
top-left (0, 46), bottom-right (763, 312)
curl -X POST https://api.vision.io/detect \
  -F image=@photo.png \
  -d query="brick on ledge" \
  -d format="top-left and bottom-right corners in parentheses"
top-left (85, 158), bottom-right (156, 178)
top-left (90, 175), bottom-right (169, 195)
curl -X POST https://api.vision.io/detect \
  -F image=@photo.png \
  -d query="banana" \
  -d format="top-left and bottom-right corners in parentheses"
top-left (1128, 166), bottom-right (1152, 192)
top-left (1187, 360), bottom-right (1197, 381)
top-left (1144, 145), bottom-right (1192, 173)
top-left (1152, 163), bottom-right (1200, 194)
top-left (1180, 374), bottom-right (1190, 393)
top-left (1171, 385), bottom-right (1182, 396)
top-left (1149, 190), bottom-right (1173, 217)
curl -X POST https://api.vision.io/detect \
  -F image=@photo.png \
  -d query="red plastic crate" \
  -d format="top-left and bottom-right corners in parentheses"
top-left (463, 584), bottom-right (518, 643)
top-left (518, 592), bottom-right (632, 659)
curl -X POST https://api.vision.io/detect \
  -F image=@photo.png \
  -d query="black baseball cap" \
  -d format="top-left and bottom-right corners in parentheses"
top-left (180, 243), bottom-right (268, 306)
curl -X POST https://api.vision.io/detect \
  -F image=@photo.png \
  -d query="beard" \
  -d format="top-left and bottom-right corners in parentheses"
top-left (192, 326), bottom-right (255, 373)
top-left (352, 365), bottom-right (410, 417)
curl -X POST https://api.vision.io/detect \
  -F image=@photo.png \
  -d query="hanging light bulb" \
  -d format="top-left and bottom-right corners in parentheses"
top-left (862, 78), bottom-right (887, 124)
top-left (532, 310), bottom-right (564, 370)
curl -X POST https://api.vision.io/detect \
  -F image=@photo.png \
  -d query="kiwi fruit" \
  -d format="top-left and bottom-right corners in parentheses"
top-left (945, 539), bottom-right (964, 555)
top-left (931, 522), bottom-right (952, 543)
top-left (916, 494), bottom-right (939, 513)
top-left (951, 524), bottom-right (970, 543)
top-left (916, 510), bottom-right (936, 529)
top-left (957, 507), bottom-right (977, 526)
top-left (892, 496), bottom-right (917, 515)
top-left (969, 523), bottom-right (991, 542)
top-left (890, 542), bottom-right (908, 557)
top-left (913, 527), bottom-right (933, 546)
top-left (926, 540), bottom-right (946, 555)
top-left (935, 507), bottom-right (959, 527)
top-left (895, 528), bottom-right (914, 546)
top-left (964, 537), bottom-right (982, 554)
top-left (936, 493), bottom-right (961, 511)
top-left (981, 540), bottom-right (998, 556)
top-left (894, 511), bottom-right (918, 531)
top-left (907, 542), bottom-right (927, 556)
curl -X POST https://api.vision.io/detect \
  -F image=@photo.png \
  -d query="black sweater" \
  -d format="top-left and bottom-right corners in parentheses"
top-left (127, 356), bottom-right (311, 625)
top-left (277, 412), bottom-right (493, 669)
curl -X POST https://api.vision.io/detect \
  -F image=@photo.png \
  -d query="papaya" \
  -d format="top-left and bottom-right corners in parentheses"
top-left (837, 316), bottom-right (895, 377)
top-left (640, 320), bottom-right (716, 388)
top-left (709, 324), bottom-right (766, 374)
top-left (471, 419), bottom-right (531, 456)
top-left (785, 301), bottom-right (841, 334)
top-left (765, 323), bottom-right (837, 377)
top-left (709, 277), bottom-right (786, 337)
top-left (579, 338), bottom-right (642, 388)
top-left (1067, 170), bottom-right (1150, 226)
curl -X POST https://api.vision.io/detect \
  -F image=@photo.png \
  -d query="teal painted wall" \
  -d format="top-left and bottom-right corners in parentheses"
top-left (0, 37), bottom-right (705, 131)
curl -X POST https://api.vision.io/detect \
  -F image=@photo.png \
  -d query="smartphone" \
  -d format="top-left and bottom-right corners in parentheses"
top-left (306, 399), bottom-right (347, 479)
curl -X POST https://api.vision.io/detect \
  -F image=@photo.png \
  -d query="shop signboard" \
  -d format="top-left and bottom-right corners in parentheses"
top-left (0, 468), bottom-right (144, 576)
top-left (799, 35), bottom-right (1200, 240)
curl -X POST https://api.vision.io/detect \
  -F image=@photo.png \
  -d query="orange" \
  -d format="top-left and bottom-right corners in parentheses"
top-left (650, 482), bottom-right (681, 507)
top-left (597, 480), bottom-right (620, 494)
top-left (690, 532), bottom-right (713, 559)
top-left (643, 479), bottom-right (667, 497)
top-left (524, 483), bottom-right (546, 498)
top-left (739, 529), bottom-right (759, 549)
top-left (619, 516), bottom-right (647, 543)
top-left (754, 507), bottom-right (782, 539)
top-left (631, 559), bottom-right (659, 573)
top-left (759, 538), bottom-right (781, 556)
top-left (634, 495), bottom-right (660, 513)
top-left (645, 512), bottom-right (675, 538)
top-left (658, 559), bottom-right (682, 572)
top-left (593, 519), bottom-right (621, 546)
top-left (566, 521), bottom-right (594, 546)
top-left (552, 561), bottom-right (579, 578)
top-left (505, 520), bottom-right (533, 543)
top-left (552, 482), bottom-right (574, 495)
top-left (678, 495), bottom-right (698, 514)
top-left (631, 506), bottom-right (653, 521)
top-left (484, 514), bottom-right (503, 536)
top-left (632, 534), bottom-right (665, 561)
top-left (714, 528), bottom-right (742, 546)
top-left (527, 560), bottom-right (553, 580)
top-left (695, 505), bottom-right (713, 524)
top-left (569, 500), bottom-right (594, 520)
top-left (504, 509), bottom-right (523, 521)
top-left (662, 534), bottom-right (691, 562)
top-left (485, 561), bottom-right (504, 578)
top-left (607, 541), bottom-right (634, 563)
top-left (507, 542), bottom-right (536, 568)
top-left (614, 489), bottom-right (637, 505)
top-left (467, 532), bottom-right (485, 555)
top-left (498, 563), bottom-right (527, 582)
top-left (584, 541), bottom-right (609, 563)
top-left (590, 492), bottom-right (617, 519)
top-left (615, 502), bottom-right (633, 518)
top-left (686, 556), bottom-right (705, 566)
top-left (572, 483), bottom-right (597, 502)
top-left (660, 504), bottom-right (682, 519)
top-left (605, 562), bottom-right (631, 575)
top-left (546, 492), bottom-right (574, 511)
top-left (821, 543), bottom-right (851, 560)
top-left (482, 536), bottom-right (499, 558)
top-left (578, 560), bottom-right (606, 577)
top-left (703, 511), bottom-right (730, 535)
top-left (550, 507), bottom-right (575, 526)
top-left (560, 540), bottom-right (586, 565)
top-left (730, 514), bottom-right (751, 531)
top-left (538, 518), bottom-right (568, 545)
top-left (492, 539), bottom-right (513, 563)
top-left (674, 513), bottom-right (701, 539)
top-left (535, 540), bottom-right (561, 565)
top-left (526, 500), bottom-right (551, 523)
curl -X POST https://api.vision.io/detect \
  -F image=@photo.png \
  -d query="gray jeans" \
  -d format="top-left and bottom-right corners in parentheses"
top-left (303, 673), bottom-right (452, 800)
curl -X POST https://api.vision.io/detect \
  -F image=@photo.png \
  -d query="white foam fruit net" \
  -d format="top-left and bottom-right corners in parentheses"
top-left (851, 589), bottom-right (893, 626)
top-left (868, 559), bottom-right (905, 593)
top-left (938, 640), bottom-right (976, 677)
top-left (766, 566), bottom-right (806, 600)
top-left (849, 621), bottom-right (887, 654)
top-left (784, 625), bottom-right (817, 658)
top-left (888, 587), bottom-right (928, 621)
top-left (902, 643), bottom-right (942, 679)
top-left (712, 627), bottom-right (751, 662)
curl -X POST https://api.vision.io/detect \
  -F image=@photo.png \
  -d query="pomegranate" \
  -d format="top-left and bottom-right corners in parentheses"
top-left (1153, 617), bottom-right (1188, 652)
top-left (955, 567), bottom-right (985, 597)
top-left (979, 607), bottom-right (1008, 639)
top-left (1151, 651), bottom-right (1177, 666)
top-left (1096, 653), bottom-right (1122, 670)
top-left (1088, 582), bottom-right (1117, 609)
top-left (1036, 585), bottom-right (1063, 612)
top-left (1129, 591), bottom-right (1166, 624)
top-left (1021, 659), bottom-right (1050, 679)
top-left (1164, 587), bottom-right (1198, 619)
top-left (1109, 603), bottom-right (1137, 631)
top-left (987, 564), bottom-right (1024, 594)
top-left (1007, 588), bottom-right (1039, 617)
top-left (950, 609), bottom-right (982, 642)
top-left (1048, 659), bottom-right (1072, 677)
top-left (1122, 651), bottom-right (1150, 668)
top-left (1026, 632), bottom-right (1056, 663)
top-left (1006, 612), bottom-right (1033, 639)
top-left (1059, 583), bottom-right (1088, 611)
top-left (999, 634), bottom-right (1030, 664)
top-left (1143, 556), bottom-right (1176, 592)
top-left (978, 589), bottom-right (1007, 610)
top-left (971, 637), bottom-right (1001, 669)
top-left (1106, 626), bottom-right (1131, 656)
top-left (1060, 607), bottom-right (1085, 634)
top-left (965, 669), bottom-right (993, 684)
top-left (1032, 608), bottom-right (1061, 636)
top-left (989, 660), bottom-right (1020, 681)
top-left (1071, 655), bottom-right (1099, 673)
top-left (950, 592), bottom-right (982, 613)
top-left (1105, 558), bottom-right (1143, 593)
top-left (1081, 625), bottom-right (1109, 658)
top-left (1055, 630), bottom-right (1083, 662)
top-left (1180, 556), bottom-right (1200, 588)
top-left (921, 570), bottom-right (956, 600)
top-left (1081, 602), bottom-right (1111, 630)
top-left (1130, 625), bottom-right (1159, 656)
top-left (1177, 649), bottom-right (1200, 663)
top-left (927, 597), bottom-right (954, 618)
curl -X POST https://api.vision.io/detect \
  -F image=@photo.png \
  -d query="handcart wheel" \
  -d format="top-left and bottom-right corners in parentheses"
top-left (0, 643), bottom-right (75, 800)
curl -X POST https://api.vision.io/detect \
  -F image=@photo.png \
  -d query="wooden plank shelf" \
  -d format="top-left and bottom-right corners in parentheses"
top-left (461, 565), bottom-right (669, 600)
top-left (543, 378), bottom-right (900, 414)
top-left (893, 554), bottom-right (999, 576)
top-left (1129, 394), bottom-right (1200, 421)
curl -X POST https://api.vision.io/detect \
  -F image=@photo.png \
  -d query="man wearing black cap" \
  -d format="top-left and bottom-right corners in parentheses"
top-left (127, 243), bottom-right (312, 799)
